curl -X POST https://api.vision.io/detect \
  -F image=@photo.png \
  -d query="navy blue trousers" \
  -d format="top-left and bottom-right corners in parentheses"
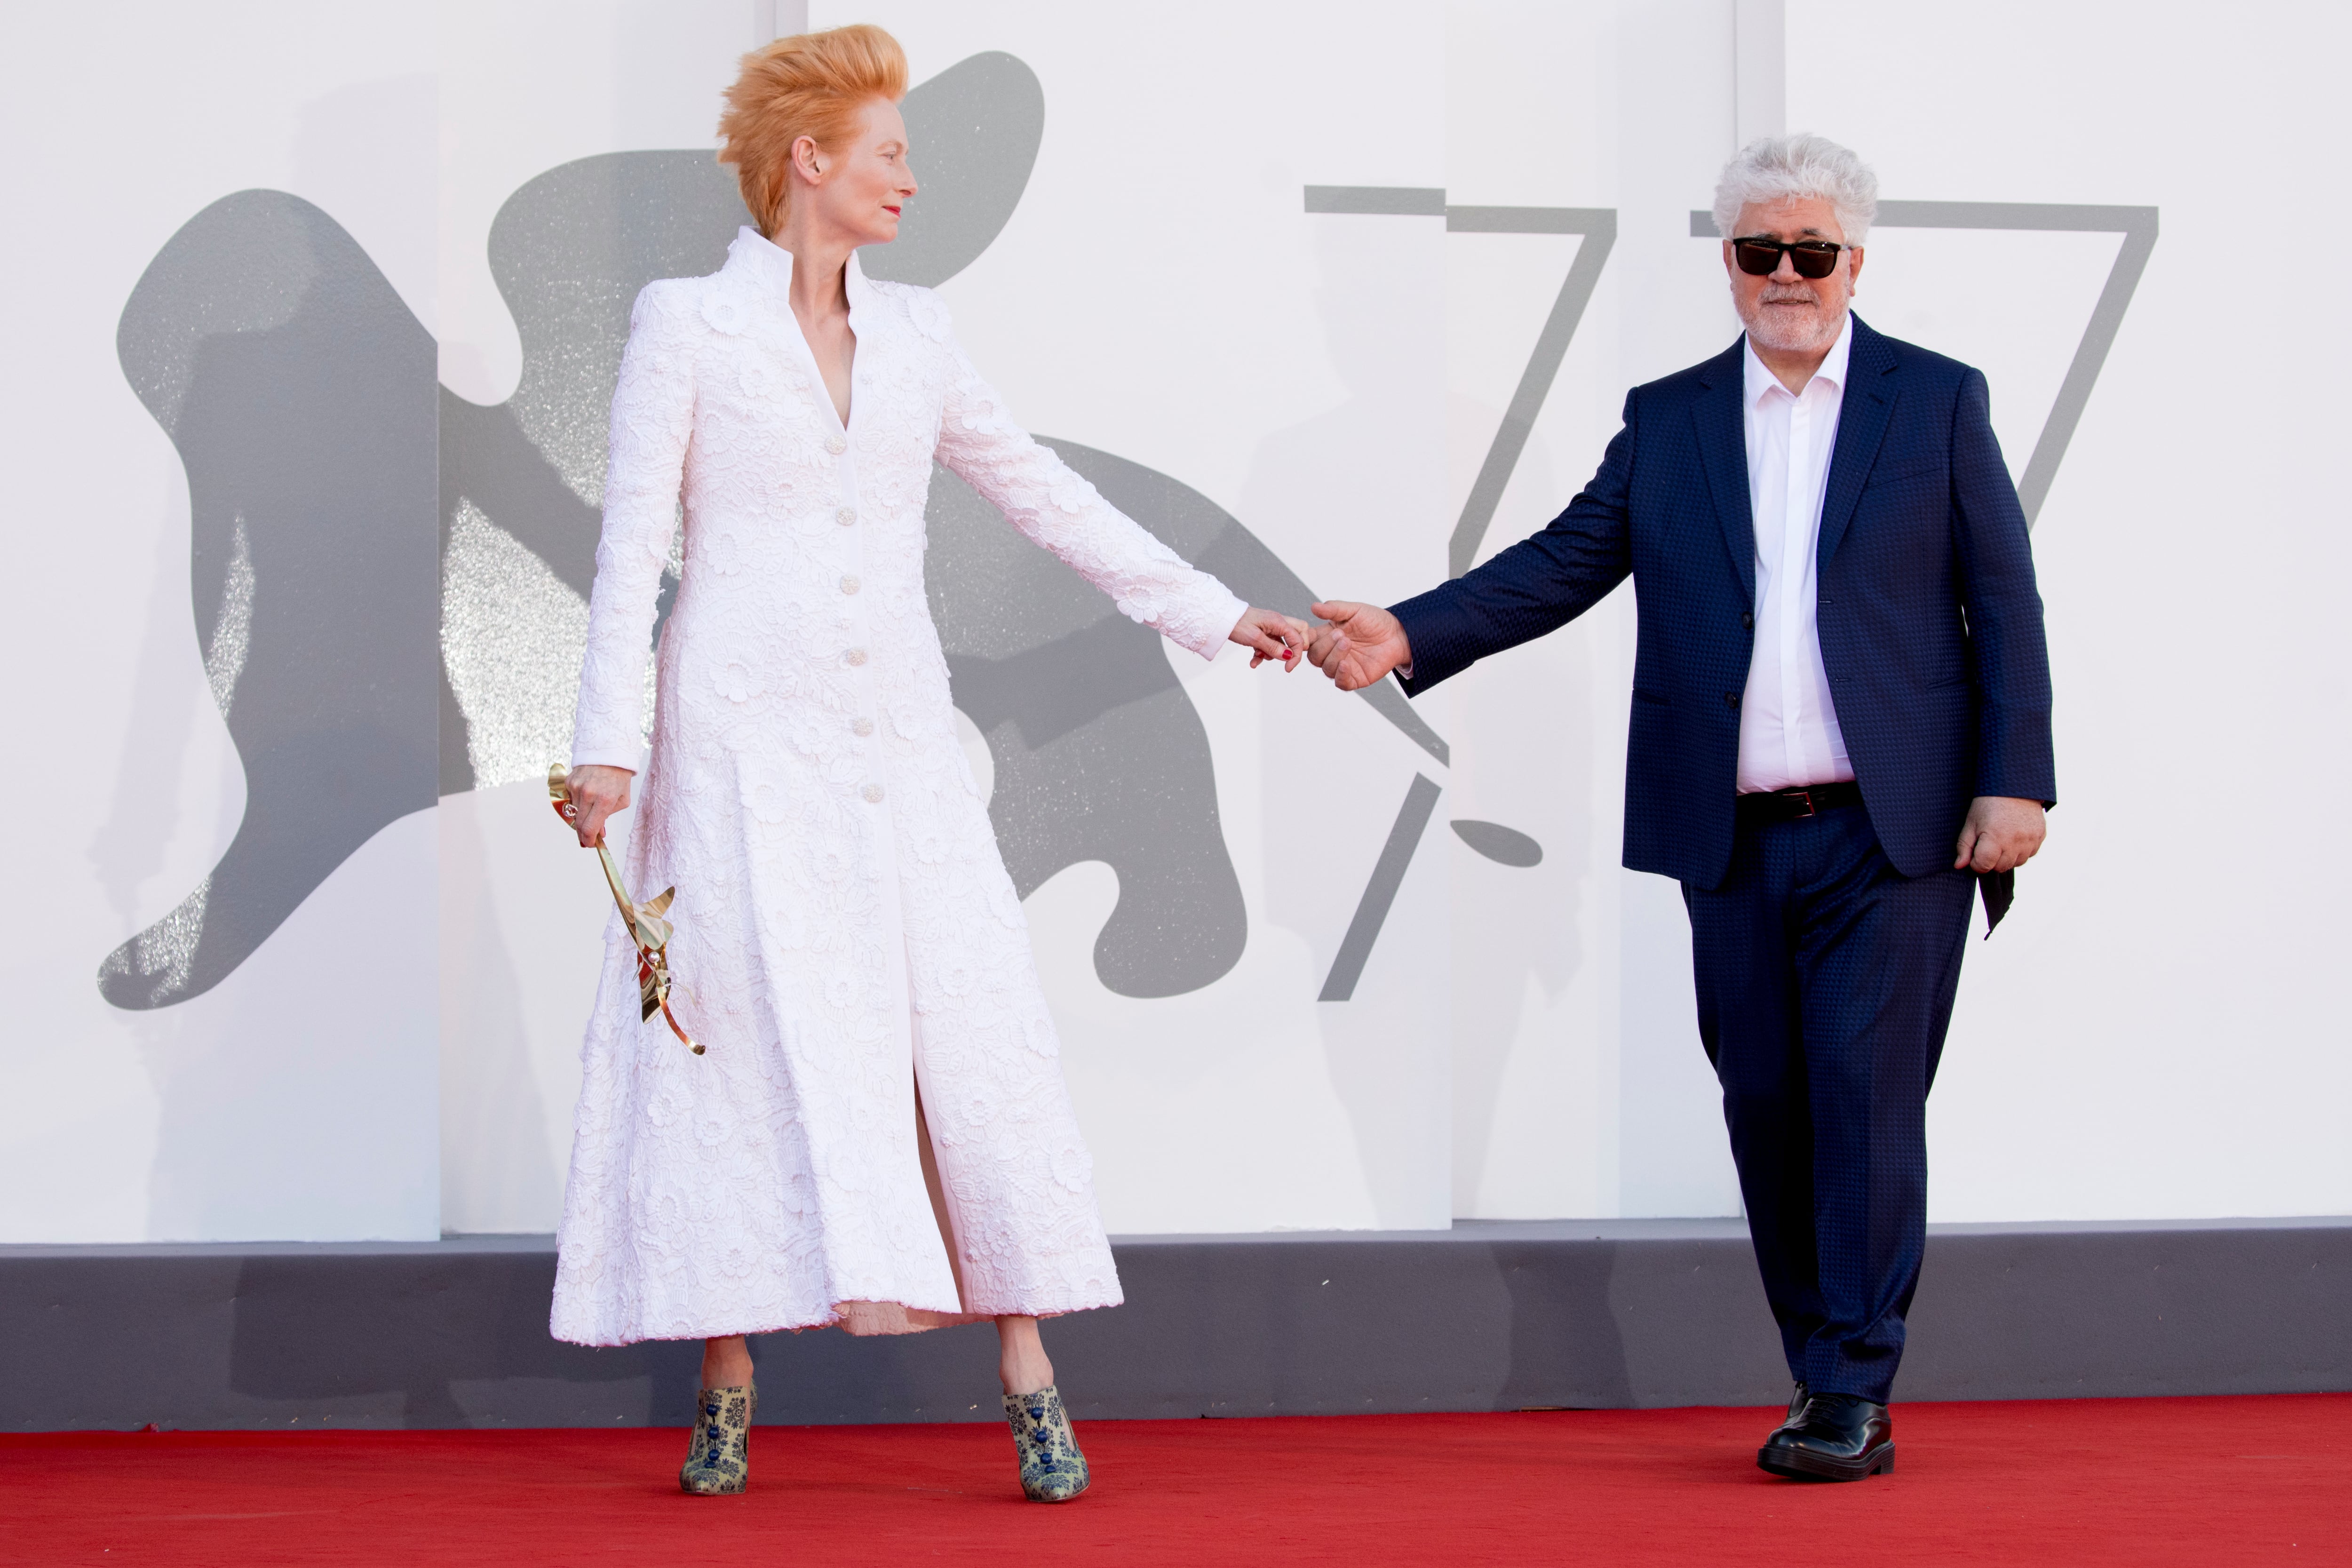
top-left (1683, 802), bottom-right (1976, 1403)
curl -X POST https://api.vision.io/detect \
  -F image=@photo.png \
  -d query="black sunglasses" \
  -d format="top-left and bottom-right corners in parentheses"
top-left (1732, 236), bottom-right (1851, 279)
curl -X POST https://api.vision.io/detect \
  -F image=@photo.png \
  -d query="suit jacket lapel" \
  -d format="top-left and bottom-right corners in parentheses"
top-left (1817, 316), bottom-right (1899, 572)
top-left (1691, 340), bottom-right (1755, 607)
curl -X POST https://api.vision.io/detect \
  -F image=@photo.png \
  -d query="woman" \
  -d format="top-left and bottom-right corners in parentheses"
top-left (551, 24), bottom-right (1304, 1502)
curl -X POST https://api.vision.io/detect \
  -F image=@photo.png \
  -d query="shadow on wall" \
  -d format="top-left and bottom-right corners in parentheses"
top-left (96, 50), bottom-right (1519, 1018)
top-left (100, 192), bottom-right (440, 1011)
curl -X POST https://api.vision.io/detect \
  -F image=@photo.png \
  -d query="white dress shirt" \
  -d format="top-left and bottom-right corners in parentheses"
top-left (1736, 314), bottom-right (1857, 794)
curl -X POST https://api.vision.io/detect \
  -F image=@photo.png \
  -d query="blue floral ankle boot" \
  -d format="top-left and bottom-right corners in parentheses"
top-left (679, 1383), bottom-right (755, 1495)
top-left (1003, 1384), bottom-right (1089, 1502)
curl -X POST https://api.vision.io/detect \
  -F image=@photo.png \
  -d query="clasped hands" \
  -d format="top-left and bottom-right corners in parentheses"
top-left (581, 600), bottom-right (2044, 876)
top-left (1295, 599), bottom-right (2046, 876)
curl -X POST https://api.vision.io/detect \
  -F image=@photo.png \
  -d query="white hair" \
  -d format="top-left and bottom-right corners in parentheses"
top-left (1712, 133), bottom-right (1878, 246)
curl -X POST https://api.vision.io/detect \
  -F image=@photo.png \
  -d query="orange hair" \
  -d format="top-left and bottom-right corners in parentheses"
top-left (717, 24), bottom-right (909, 238)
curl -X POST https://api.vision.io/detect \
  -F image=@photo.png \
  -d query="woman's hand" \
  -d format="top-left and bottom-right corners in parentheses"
top-left (1230, 607), bottom-right (1311, 670)
top-left (567, 764), bottom-right (636, 847)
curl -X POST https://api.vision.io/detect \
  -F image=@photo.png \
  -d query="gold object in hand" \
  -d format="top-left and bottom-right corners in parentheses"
top-left (548, 764), bottom-right (702, 1055)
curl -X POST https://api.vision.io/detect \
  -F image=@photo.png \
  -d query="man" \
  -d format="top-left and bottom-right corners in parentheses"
top-left (1308, 134), bottom-right (2053, 1480)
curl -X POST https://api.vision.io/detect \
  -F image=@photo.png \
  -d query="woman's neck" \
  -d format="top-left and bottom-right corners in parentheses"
top-left (771, 212), bottom-right (854, 324)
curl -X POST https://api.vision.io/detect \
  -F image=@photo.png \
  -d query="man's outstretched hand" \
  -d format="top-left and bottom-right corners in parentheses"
top-left (1307, 601), bottom-right (1413, 692)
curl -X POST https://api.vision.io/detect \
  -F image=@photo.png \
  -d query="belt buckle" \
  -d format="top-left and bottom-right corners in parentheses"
top-left (1787, 788), bottom-right (1816, 819)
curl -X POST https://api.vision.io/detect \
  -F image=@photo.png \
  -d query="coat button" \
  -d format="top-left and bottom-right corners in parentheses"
top-left (1741, 612), bottom-right (1753, 629)
top-left (852, 716), bottom-right (874, 737)
top-left (826, 436), bottom-right (847, 455)
top-left (862, 783), bottom-right (885, 803)
top-left (1724, 692), bottom-right (1741, 709)
top-left (835, 506), bottom-right (857, 526)
top-left (840, 574), bottom-right (860, 595)
top-left (844, 648), bottom-right (868, 667)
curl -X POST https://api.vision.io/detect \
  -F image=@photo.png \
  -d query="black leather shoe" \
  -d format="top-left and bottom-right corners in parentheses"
top-left (1757, 1392), bottom-right (1893, 1481)
top-left (1784, 1381), bottom-right (1808, 1424)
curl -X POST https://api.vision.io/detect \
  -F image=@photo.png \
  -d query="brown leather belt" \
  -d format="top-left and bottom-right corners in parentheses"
top-left (1736, 781), bottom-right (1864, 824)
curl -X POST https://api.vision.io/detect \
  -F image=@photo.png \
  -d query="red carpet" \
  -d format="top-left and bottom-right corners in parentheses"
top-left (5, 1395), bottom-right (2345, 1566)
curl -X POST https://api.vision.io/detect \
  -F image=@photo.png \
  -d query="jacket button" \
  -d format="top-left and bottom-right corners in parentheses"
top-left (862, 783), bottom-right (885, 804)
top-left (835, 506), bottom-right (857, 526)
top-left (844, 648), bottom-right (868, 667)
top-left (826, 436), bottom-right (847, 455)
top-left (840, 574), bottom-right (860, 595)
top-left (1740, 612), bottom-right (1753, 630)
top-left (1724, 692), bottom-right (1741, 709)
top-left (852, 716), bottom-right (874, 737)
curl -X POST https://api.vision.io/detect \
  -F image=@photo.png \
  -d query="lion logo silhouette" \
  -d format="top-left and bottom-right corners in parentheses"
top-left (100, 51), bottom-right (1514, 1012)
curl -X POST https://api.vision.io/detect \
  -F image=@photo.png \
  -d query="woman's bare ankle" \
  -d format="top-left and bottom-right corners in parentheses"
top-left (699, 1335), bottom-right (754, 1390)
top-left (994, 1316), bottom-right (1054, 1396)
top-left (998, 1358), bottom-right (1055, 1397)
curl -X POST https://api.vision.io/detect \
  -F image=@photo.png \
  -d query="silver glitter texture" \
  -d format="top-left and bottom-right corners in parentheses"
top-left (94, 875), bottom-right (211, 1006)
top-left (441, 500), bottom-right (590, 788)
top-left (203, 515), bottom-right (254, 718)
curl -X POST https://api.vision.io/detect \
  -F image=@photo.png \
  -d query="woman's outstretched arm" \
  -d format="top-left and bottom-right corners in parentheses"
top-left (928, 304), bottom-right (1299, 666)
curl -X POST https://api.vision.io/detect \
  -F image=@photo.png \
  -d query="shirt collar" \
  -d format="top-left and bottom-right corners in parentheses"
top-left (1743, 310), bottom-right (1855, 406)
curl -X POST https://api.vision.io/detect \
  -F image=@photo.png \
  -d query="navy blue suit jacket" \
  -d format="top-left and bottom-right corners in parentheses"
top-left (1392, 315), bottom-right (2056, 888)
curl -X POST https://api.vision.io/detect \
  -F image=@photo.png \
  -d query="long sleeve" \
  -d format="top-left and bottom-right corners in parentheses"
top-left (930, 328), bottom-right (1245, 661)
top-left (1948, 368), bottom-right (2056, 805)
top-left (570, 282), bottom-right (697, 770)
top-left (1391, 390), bottom-right (1640, 695)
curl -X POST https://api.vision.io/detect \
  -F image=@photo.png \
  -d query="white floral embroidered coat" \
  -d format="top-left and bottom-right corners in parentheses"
top-left (550, 229), bottom-right (1245, 1346)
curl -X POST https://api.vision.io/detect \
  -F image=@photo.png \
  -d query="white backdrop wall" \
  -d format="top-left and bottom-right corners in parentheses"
top-left (1783, 1), bottom-right (2352, 1220)
top-left (1, 2), bottom-right (2344, 1244)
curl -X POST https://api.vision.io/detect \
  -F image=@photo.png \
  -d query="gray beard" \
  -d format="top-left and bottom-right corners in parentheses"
top-left (1739, 290), bottom-right (1848, 356)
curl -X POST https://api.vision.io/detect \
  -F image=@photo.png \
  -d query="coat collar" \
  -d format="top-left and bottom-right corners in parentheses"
top-left (1815, 314), bottom-right (1899, 571)
top-left (722, 226), bottom-right (879, 316)
top-left (1691, 338), bottom-right (1756, 605)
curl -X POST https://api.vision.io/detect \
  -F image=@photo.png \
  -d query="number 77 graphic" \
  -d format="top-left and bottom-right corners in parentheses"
top-left (1300, 189), bottom-right (2153, 1002)
top-left (1690, 200), bottom-right (2158, 528)
top-left (1305, 188), bottom-right (1618, 577)
top-left (1303, 188), bottom-right (1614, 1000)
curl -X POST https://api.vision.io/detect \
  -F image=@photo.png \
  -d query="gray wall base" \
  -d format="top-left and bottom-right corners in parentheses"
top-left (4, 1218), bottom-right (2344, 1431)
